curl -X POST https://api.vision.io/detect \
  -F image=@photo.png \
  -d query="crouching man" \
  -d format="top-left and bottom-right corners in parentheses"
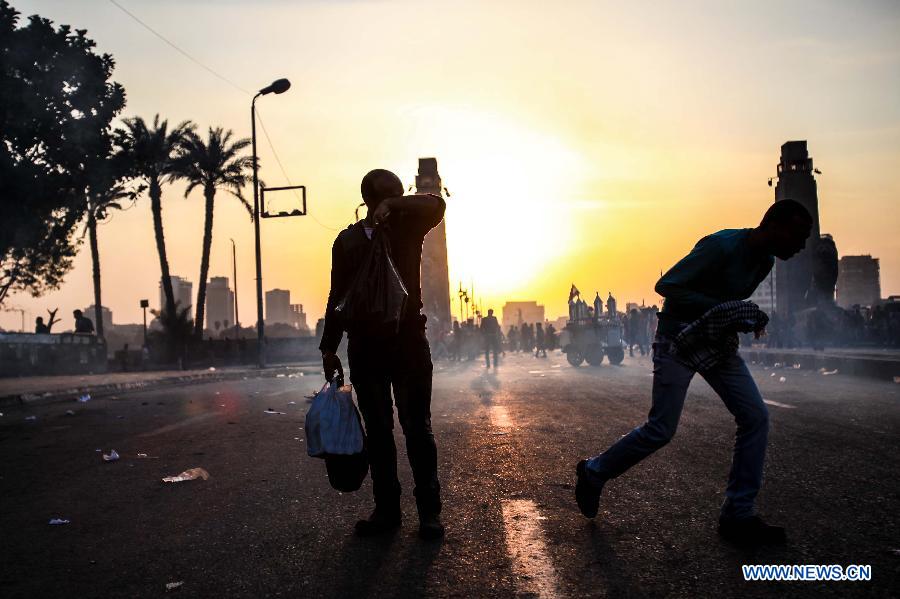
top-left (320, 169), bottom-right (446, 540)
top-left (575, 199), bottom-right (812, 545)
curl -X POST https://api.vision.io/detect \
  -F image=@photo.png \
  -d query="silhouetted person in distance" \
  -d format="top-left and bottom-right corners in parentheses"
top-left (606, 292), bottom-right (617, 319)
top-left (481, 308), bottom-right (501, 368)
top-left (35, 317), bottom-right (50, 334)
top-left (506, 325), bottom-right (518, 353)
top-left (73, 310), bottom-right (94, 334)
top-left (575, 199), bottom-right (813, 546)
top-left (546, 323), bottom-right (557, 350)
top-left (627, 308), bottom-right (646, 356)
top-left (534, 322), bottom-right (547, 358)
top-left (449, 320), bottom-right (461, 361)
top-left (320, 169), bottom-right (446, 540)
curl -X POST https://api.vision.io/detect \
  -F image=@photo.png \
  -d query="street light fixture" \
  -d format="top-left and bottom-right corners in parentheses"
top-left (251, 77), bottom-right (291, 368)
top-left (230, 238), bottom-right (239, 336)
top-left (139, 299), bottom-right (149, 347)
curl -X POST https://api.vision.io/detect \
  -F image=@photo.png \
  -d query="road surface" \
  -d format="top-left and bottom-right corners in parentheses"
top-left (1, 352), bottom-right (897, 597)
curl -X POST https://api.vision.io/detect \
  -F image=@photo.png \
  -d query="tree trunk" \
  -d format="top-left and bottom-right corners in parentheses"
top-left (194, 184), bottom-right (216, 339)
top-left (151, 178), bottom-right (176, 316)
top-left (87, 201), bottom-right (104, 339)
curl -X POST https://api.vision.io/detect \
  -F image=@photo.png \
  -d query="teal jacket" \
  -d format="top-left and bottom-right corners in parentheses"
top-left (655, 229), bottom-right (774, 337)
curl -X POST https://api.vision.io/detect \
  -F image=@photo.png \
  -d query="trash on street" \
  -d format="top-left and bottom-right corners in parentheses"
top-left (77, 394), bottom-right (91, 403)
top-left (102, 450), bottom-right (120, 462)
top-left (162, 467), bottom-right (210, 483)
top-left (48, 518), bottom-right (70, 525)
top-left (166, 581), bottom-right (184, 591)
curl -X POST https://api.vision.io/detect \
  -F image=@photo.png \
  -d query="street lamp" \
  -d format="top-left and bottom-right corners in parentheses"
top-left (139, 299), bottom-right (149, 346)
top-left (251, 77), bottom-right (291, 368)
top-left (230, 238), bottom-right (239, 336)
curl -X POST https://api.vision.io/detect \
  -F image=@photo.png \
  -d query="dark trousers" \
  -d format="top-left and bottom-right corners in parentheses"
top-left (348, 325), bottom-right (441, 516)
top-left (484, 338), bottom-right (500, 367)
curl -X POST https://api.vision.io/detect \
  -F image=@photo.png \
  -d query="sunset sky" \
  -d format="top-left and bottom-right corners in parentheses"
top-left (2, 0), bottom-right (899, 331)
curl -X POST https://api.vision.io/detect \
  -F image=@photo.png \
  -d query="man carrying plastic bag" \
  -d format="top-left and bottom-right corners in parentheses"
top-left (320, 169), bottom-right (446, 540)
top-left (305, 379), bottom-right (368, 492)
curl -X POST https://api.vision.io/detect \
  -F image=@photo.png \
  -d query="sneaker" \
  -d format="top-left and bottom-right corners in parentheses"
top-left (354, 509), bottom-right (402, 537)
top-left (575, 460), bottom-right (602, 519)
top-left (418, 513), bottom-right (445, 540)
top-left (718, 514), bottom-right (786, 545)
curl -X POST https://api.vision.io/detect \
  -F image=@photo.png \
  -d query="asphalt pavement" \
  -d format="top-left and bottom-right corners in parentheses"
top-left (1, 351), bottom-right (897, 598)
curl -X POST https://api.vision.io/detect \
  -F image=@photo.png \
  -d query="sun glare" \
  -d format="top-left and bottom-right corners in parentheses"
top-left (402, 105), bottom-right (587, 315)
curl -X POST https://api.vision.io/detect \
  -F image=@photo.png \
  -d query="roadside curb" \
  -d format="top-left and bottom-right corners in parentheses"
top-left (742, 349), bottom-right (900, 382)
top-left (0, 364), bottom-right (319, 409)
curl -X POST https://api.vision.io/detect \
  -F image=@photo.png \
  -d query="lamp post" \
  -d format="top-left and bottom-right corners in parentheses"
top-left (139, 299), bottom-right (149, 346)
top-left (230, 238), bottom-right (239, 336)
top-left (251, 77), bottom-right (291, 368)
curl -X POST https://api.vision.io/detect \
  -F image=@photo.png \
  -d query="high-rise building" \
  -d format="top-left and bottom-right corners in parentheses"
top-left (773, 141), bottom-right (822, 319)
top-left (289, 303), bottom-right (310, 333)
top-left (159, 276), bottom-right (193, 313)
top-left (749, 266), bottom-right (777, 315)
top-left (836, 256), bottom-right (881, 308)
top-left (206, 276), bottom-right (235, 332)
top-left (265, 289), bottom-right (292, 326)
top-left (501, 301), bottom-right (545, 328)
top-left (416, 158), bottom-right (452, 339)
top-left (83, 304), bottom-right (113, 330)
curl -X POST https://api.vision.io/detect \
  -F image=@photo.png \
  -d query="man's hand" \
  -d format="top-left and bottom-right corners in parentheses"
top-left (371, 197), bottom-right (395, 225)
top-left (322, 351), bottom-right (343, 383)
top-left (754, 327), bottom-right (767, 340)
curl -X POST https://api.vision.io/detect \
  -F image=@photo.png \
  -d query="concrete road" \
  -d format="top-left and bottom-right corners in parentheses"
top-left (1, 352), bottom-right (897, 598)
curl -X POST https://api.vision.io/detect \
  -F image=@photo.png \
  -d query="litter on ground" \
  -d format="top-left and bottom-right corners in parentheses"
top-left (102, 450), bottom-right (120, 462)
top-left (162, 467), bottom-right (210, 483)
top-left (48, 518), bottom-right (70, 525)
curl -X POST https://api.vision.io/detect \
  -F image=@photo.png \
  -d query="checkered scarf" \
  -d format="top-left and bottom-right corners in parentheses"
top-left (671, 300), bottom-right (768, 372)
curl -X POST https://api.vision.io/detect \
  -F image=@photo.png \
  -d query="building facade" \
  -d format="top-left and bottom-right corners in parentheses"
top-left (749, 266), bottom-right (777, 315)
top-left (772, 141), bottom-right (822, 319)
top-left (416, 158), bottom-right (452, 339)
top-left (82, 304), bottom-right (114, 330)
top-left (501, 301), bottom-right (546, 328)
top-left (265, 289), bottom-right (292, 326)
top-left (159, 276), bottom-right (193, 313)
top-left (206, 276), bottom-right (235, 332)
top-left (289, 303), bottom-right (310, 333)
top-left (836, 255), bottom-right (881, 309)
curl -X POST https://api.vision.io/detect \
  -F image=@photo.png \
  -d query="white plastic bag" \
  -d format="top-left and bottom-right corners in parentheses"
top-left (305, 382), bottom-right (365, 457)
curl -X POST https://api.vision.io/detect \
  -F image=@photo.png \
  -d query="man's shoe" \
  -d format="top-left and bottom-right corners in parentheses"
top-left (354, 510), bottom-right (401, 537)
top-left (418, 513), bottom-right (445, 540)
top-left (575, 460), bottom-right (602, 519)
top-left (718, 515), bottom-right (786, 545)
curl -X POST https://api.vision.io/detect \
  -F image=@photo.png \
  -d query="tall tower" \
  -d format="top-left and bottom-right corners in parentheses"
top-left (773, 141), bottom-right (821, 319)
top-left (415, 158), bottom-right (452, 339)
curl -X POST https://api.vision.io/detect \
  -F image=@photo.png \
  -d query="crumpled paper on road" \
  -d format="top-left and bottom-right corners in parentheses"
top-left (162, 467), bottom-right (210, 483)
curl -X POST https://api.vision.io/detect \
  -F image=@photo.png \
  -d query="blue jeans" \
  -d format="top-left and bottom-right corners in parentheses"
top-left (585, 334), bottom-right (770, 519)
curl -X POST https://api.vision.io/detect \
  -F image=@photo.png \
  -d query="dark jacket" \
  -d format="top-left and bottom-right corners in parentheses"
top-left (319, 197), bottom-right (446, 354)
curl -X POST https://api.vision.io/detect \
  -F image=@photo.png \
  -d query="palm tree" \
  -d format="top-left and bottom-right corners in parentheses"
top-left (84, 180), bottom-right (134, 339)
top-left (171, 127), bottom-right (253, 339)
top-left (114, 115), bottom-right (194, 317)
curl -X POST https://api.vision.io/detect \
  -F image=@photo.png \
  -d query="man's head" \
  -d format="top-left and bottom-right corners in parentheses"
top-left (73, 310), bottom-right (82, 319)
top-left (36, 317), bottom-right (44, 324)
top-left (487, 309), bottom-right (494, 317)
top-left (360, 169), bottom-right (403, 209)
top-left (758, 199), bottom-right (813, 260)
